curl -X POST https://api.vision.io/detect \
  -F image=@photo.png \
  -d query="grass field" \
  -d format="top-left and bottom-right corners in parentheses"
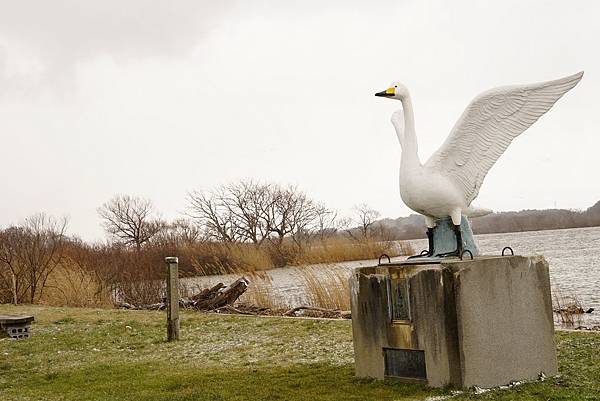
top-left (0, 305), bottom-right (598, 401)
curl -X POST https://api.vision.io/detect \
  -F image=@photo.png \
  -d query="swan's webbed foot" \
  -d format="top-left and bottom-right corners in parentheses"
top-left (435, 249), bottom-right (461, 258)
top-left (435, 224), bottom-right (464, 259)
top-left (407, 250), bottom-right (433, 259)
top-left (407, 227), bottom-right (434, 259)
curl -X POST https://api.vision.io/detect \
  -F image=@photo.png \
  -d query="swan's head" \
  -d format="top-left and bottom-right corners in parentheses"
top-left (375, 81), bottom-right (409, 100)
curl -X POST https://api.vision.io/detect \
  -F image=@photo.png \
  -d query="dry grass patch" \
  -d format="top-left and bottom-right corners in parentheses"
top-left (553, 289), bottom-right (586, 327)
top-left (295, 239), bottom-right (412, 266)
top-left (239, 271), bottom-right (291, 310)
top-left (297, 266), bottom-right (351, 310)
top-left (39, 264), bottom-right (112, 308)
top-left (237, 265), bottom-right (353, 311)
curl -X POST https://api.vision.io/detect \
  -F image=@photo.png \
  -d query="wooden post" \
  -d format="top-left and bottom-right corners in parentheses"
top-left (165, 256), bottom-right (180, 341)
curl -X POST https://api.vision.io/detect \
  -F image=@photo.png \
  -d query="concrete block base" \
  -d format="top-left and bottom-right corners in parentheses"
top-left (350, 255), bottom-right (557, 388)
top-left (0, 315), bottom-right (34, 339)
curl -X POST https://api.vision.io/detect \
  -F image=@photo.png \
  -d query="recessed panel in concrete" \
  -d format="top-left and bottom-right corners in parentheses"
top-left (384, 348), bottom-right (427, 380)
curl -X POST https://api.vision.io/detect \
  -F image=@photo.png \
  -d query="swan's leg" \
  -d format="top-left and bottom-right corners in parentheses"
top-left (436, 210), bottom-right (464, 258)
top-left (407, 216), bottom-right (436, 259)
top-left (424, 216), bottom-right (435, 256)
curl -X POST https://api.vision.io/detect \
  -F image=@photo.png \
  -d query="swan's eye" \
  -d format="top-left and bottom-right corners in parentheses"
top-left (395, 85), bottom-right (398, 88)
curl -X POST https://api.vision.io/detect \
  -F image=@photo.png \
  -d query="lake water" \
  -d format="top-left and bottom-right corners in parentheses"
top-left (185, 226), bottom-right (600, 327)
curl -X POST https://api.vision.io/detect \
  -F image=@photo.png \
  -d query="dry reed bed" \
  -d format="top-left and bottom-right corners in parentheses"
top-left (30, 238), bottom-right (413, 310)
top-left (237, 265), bottom-right (353, 312)
top-left (190, 238), bottom-right (412, 276)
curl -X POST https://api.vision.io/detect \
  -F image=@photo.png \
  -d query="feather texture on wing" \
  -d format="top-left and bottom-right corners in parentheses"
top-left (425, 71), bottom-right (583, 205)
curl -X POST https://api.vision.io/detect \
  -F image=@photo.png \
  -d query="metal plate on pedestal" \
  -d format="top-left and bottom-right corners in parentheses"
top-left (390, 278), bottom-right (410, 321)
top-left (384, 348), bottom-right (427, 380)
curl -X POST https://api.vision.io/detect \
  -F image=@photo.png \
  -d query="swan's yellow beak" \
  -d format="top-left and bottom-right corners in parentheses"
top-left (375, 87), bottom-right (395, 97)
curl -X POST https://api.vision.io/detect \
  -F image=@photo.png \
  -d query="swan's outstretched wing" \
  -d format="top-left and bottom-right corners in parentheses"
top-left (424, 71), bottom-right (583, 205)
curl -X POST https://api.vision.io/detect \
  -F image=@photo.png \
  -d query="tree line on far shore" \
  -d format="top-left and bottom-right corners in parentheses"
top-left (375, 200), bottom-right (600, 239)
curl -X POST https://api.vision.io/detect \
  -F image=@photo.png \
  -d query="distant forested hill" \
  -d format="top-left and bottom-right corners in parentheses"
top-left (376, 201), bottom-right (600, 240)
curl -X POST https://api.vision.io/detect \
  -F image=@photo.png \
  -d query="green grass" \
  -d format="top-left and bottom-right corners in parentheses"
top-left (0, 305), bottom-right (598, 401)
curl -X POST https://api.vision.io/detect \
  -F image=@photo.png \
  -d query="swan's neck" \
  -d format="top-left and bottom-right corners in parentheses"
top-left (400, 95), bottom-right (420, 167)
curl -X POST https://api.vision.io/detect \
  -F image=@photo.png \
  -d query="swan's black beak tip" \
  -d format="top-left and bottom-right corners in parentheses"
top-left (375, 90), bottom-right (394, 97)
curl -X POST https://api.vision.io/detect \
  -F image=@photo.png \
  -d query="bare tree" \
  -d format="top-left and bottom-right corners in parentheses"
top-left (187, 181), bottom-right (324, 251)
top-left (0, 213), bottom-right (68, 304)
top-left (186, 190), bottom-right (241, 243)
top-left (314, 203), bottom-right (346, 241)
top-left (261, 184), bottom-right (324, 251)
top-left (98, 195), bottom-right (162, 251)
top-left (264, 185), bottom-right (313, 246)
top-left (222, 180), bottom-right (273, 247)
top-left (187, 180), bottom-right (279, 246)
top-left (21, 214), bottom-right (68, 303)
top-left (288, 192), bottom-right (321, 248)
top-left (154, 218), bottom-right (204, 246)
top-left (0, 227), bottom-right (24, 304)
top-left (350, 203), bottom-right (381, 240)
top-left (265, 186), bottom-right (296, 245)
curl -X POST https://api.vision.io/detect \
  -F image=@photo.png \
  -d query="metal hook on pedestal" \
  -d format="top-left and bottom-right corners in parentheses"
top-left (502, 246), bottom-right (514, 256)
top-left (378, 254), bottom-right (391, 264)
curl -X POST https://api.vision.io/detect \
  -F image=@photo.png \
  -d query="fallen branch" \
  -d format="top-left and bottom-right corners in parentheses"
top-left (283, 306), bottom-right (351, 319)
top-left (214, 304), bottom-right (255, 315)
top-left (116, 277), bottom-right (249, 312)
top-left (194, 277), bottom-right (249, 310)
top-left (117, 302), bottom-right (165, 310)
top-left (284, 306), bottom-right (338, 316)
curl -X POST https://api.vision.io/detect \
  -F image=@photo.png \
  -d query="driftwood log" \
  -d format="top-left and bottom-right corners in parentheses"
top-left (117, 277), bottom-right (249, 311)
top-left (194, 277), bottom-right (249, 310)
top-left (191, 283), bottom-right (225, 302)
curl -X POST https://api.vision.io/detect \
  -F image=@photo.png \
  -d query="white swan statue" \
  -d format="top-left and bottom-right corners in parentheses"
top-left (376, 71), bottom-right (583, 258)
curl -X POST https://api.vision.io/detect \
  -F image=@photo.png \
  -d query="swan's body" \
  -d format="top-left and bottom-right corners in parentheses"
top-left (394, 107), bottom-right (491, 227)
top-left (376, 72), bottom-right (583, 257)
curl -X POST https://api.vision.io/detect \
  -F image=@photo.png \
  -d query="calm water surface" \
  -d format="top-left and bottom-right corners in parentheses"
top-left (471, 226), bottom-right (600, 315)
top-left (186, 226), bottom-right (600, 326)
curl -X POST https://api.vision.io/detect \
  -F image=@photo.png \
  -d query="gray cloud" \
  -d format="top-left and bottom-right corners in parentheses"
top-left (0, 0), bottom-right (232, 92)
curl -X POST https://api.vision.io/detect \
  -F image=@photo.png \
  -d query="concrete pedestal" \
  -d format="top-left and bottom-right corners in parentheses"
top-left (350, 255), bottom-right (557, 388)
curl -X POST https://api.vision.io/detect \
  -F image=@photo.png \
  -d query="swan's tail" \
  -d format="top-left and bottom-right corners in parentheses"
top-left (464, 205), bottom-right (493, 218)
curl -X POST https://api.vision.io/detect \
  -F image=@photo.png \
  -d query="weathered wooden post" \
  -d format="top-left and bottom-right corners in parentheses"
top-left (165, 256), bottom-right (180, 341)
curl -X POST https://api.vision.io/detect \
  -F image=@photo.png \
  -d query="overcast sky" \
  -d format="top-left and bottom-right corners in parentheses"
top-left (1, 0), bottom-right (598, 241)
